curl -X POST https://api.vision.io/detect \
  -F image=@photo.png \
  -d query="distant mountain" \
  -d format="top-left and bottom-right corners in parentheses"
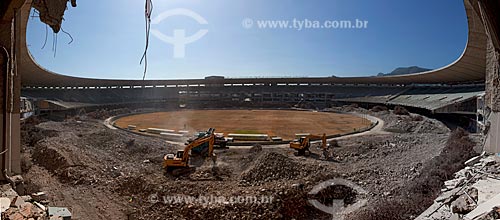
top-left (377, 66), bottom-right (431, 76)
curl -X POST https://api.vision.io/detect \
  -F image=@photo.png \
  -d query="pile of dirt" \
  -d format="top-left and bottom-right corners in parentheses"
top-left (239, 152), bottom-right (306, 185)
top-left (20, 112), bottom-right (473, 220)
top-left (249, 144), bottom-right (263, 153)
top-left (32, 143), bottom-right (96, 185)
top-left (382, 114), bottom-right (449, 134)
top-left (128, 180), bottom-right (331, 220)
top-left (135, 199), bottom-right (282, 220)
top-left (393, 106), bottom-right (410, 115)
top-left (190, 164), bottom-right (234, 180)
top-left (85, 108), bottom-right (131, 120)
top-left (55, 165), bottom-right (97, 185)
top-left (371, 105), bottom-right (389, 112)
top-left (27, 120), bottom-right (165, 187)
top-left (329, 105), bottom-right (449, 135)
top-left (21, 117), bottom-right (57, 148)
top-left (113, 176), bottom-right (156, 196)
top-left (311, 184), bottom-right (358, 206)
top-left (349, 128), bottom-right (479, 220)
top-left (413, 117), bottom-right (450, 133)
top-left (334, 104), bottom-right (361, 112)
top-left (32, 144), bottom-right (69, 172)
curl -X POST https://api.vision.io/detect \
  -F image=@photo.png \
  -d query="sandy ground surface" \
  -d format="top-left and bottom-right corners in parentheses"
top-left (114, 110), bottom-right (371, 140)
top-left (18, 107), bottom-right (479, 220)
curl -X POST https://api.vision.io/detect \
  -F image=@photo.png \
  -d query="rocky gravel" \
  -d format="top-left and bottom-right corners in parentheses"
top-left (239, 152), bottom-right (307, 185)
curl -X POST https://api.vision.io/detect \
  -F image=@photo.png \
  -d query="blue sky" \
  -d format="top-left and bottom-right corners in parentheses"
top-left (26, 0), bottom-right (467, 80)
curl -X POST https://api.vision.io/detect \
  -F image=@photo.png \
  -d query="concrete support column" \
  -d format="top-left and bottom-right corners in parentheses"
top-left (479, 0), bottom-right (500, 153)
top-left (484, 38), bottom-right (500, 153)
top-left (485, 39), bottom-right (500, 113)
top-left (0, 18), bottom-right (21, 179)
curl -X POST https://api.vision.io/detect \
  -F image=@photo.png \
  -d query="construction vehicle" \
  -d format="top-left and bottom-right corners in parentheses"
top-left (163, 128), bottom-right (217, 176)
top-left (289, 133), bottom-right (328, 156)
top-left (187, 129), bottom-right (229, 150)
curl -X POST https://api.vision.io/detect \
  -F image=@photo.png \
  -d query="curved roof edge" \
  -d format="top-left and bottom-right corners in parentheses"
top-left (18, 0), bottom-right (486, 87)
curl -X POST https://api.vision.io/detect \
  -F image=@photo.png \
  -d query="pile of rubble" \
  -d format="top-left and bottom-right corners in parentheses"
top-left (19, 111), bottom-right (474, 219)
top-left (417, 153), bottom-right (500, 220)
top-left (189, 164), bottom-right (233, 181)
top-left (380, 113), bottom-right (449, 134)
top-left (2, 198), bottom-right (46, 220)
top-left (239, 152), bottom-right (307, 185)
top-left (328, 105), bottom-right (450, 134)
top-left (136, 198), bottom-right (282, 220)
top-left (0, 184), bottom-right (71, 220)
top-left (32, 139), bottom-right (97, 185)
top-left (327, 104), bottom-right (362, 113)
top-left (84, 108), bottom-right (132, 120)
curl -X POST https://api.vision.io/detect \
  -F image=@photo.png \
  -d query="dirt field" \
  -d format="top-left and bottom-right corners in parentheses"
top-left (114, 110), bottom-right (370, 140)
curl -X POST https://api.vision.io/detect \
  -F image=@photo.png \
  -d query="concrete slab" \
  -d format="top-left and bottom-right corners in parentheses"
top-left (464, 193), bottom-right (500, 220)
top-left (48, 207), bottom-right (71, 220)
top-left (415, 201), bottom-right (453, 220)
top-left (435, 187), bottom-right (461, 203)
top-left (471, 178), bottom-right (500, 204)
top-left (0, 184), bottom-right (18, 199)
top-left (445, 177), bottom-right (466, 190)
top-left (465, 155), bottom-right (482, 166)
top-left (0, 197), bottom-right (11, 212)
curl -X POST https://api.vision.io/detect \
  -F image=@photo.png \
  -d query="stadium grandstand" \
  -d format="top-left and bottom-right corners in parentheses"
top-left (19, 0), bottom-right (487, 127)
top-left (1, 0), bottom-right (500, 219)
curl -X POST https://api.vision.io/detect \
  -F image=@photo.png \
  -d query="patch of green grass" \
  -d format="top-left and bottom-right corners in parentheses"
top-left (233, 130), bottom-right (262, 134)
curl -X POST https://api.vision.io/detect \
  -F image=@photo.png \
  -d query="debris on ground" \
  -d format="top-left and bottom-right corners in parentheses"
top-left (379, 113), bottom-right (450, 134)
top-left (85, 108), bottom-right (132, 120)
top-left (0, 184), bottom-right (72, 220)
top-left (239, 152), bottom-right (307, 185)
top-left (416, 154), bottom-right (500, 220)
top-left (249, 144), bottom-right (263, 153)
top-left (348, 127), bottom-right (479, 220)
top-left (16, 107), bottom-right (479, 219)
top-left (393, 106), bottom-right (410, 115)
top-left (371, 105), bottom-right (389, 112)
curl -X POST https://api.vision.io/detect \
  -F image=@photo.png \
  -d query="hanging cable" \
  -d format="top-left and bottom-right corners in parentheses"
top-left (52, 32), bottom-right (58, 58)
top-left (31, 9), bottom-right (40, 19)
top-left (41, 24), bottom-right (48, 49)
top-left (52, 32), bottom-right (55, 53)
top-left (54, 33), bottom-right (58, 57)
top-left (140, 0), bottom-right (153, 80)
top-left (61, 27), bottom-right (74, 44)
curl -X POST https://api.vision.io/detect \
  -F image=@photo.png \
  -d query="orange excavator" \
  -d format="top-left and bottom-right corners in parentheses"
top-left (289, 133), bottom-right (328, 157)
top-left (163, 128), bottom-right (217, 176)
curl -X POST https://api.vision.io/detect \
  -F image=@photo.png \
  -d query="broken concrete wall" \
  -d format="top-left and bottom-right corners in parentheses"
top-left (31, 0), bottom-right (76, 33)
top-left (485, 39), bottom-right (500, 112)
top-left (0, 0), bottom-right (25, 179)
top-left (486, 112), bottom-right (500, 153)
top-left (480, 0), bottom-right (500, 153)
top-left (485, 39), bottom-right (500, 153)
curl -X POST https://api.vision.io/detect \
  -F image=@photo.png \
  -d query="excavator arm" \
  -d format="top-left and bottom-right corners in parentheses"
top-left (181, 133), bottom-right (215, 162)
top-left (306, 134), bottom-right (327, 149)
top-left (163, 128), bottom-right (217, 175)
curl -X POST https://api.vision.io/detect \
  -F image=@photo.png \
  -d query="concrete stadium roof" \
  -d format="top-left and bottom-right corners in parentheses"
top-left (18, 0), bottom-right (487, 87)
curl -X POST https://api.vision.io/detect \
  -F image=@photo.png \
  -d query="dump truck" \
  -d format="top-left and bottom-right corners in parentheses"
top-left (289, 133), bottom-right (328, 156)
top-left (163, 128), bottom-right (217, 176)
